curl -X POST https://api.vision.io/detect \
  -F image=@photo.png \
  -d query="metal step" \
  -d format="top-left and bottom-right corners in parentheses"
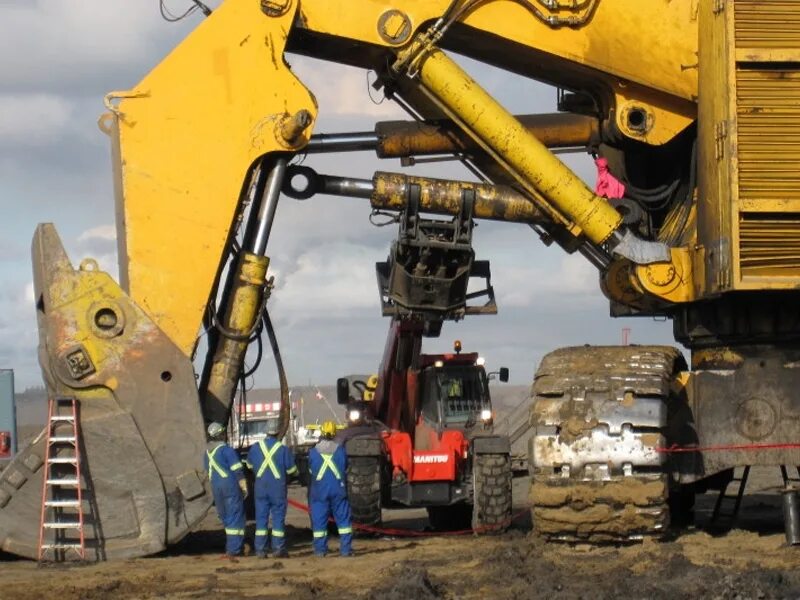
top-left (48, 457), bottom-right (78, 464)
top-left (44, 500), bottom-right (81, 508)
top-left (49, 436), bottom-right (77, 443)
top-left (43, 522), bottom-right (81, 529)
top-left (50, 416), bottom-right (75, 422)
top-left (41, 545), bottom-right (84, 552)
top-left (46, 478), bottom-right (79, 486)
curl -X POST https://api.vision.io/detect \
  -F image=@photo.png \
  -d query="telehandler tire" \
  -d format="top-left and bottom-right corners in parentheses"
top-left (472, 453), bottom-right (513, 533)
top-left (346, 455), bottom-right (382, 527)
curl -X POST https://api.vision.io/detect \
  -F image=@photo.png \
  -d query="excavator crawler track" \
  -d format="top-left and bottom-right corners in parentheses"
top-left (528, 345), bottom-right (684, 543)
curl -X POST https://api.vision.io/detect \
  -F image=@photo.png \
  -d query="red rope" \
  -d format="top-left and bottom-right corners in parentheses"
top-left (656, 442), bottom-right (800, 453)
top-left (287, 498), bottom-right (527, 537)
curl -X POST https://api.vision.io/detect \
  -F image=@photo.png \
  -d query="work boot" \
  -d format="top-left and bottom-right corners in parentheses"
top-left (273, 549), bottom-right (289, 558)
top-left (255, 551), bottom-right (267, 559)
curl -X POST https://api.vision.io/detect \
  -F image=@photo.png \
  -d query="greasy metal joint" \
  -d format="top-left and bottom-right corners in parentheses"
top-left (378, 9), bottom-right (412, 45)
top-left (632, 247), bottom-right (694, 304)
top-left (279, 109), bottom-right (313, 146)
top-left (89, 302), bottom-right (126, 339)
top-left (260, 0), bottom-right (291, 17)
top-left (620, 104), bottom-right (653, 136)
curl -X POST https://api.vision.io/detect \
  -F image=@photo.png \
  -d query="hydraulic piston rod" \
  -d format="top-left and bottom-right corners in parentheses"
top-left (200, 158), bottom-right (288, 430)
top-left (304, 113), bottom-right (600, 158)
top-left (283, 165), bottom-right (545, 225)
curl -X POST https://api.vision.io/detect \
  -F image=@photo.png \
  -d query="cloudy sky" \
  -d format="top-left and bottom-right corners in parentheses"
top-left (0, 0), bottom-right (675, 392)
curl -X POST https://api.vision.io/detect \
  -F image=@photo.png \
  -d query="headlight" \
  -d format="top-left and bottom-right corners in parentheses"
top-left (348, 409), bottom-right (362, 422)
top-left (480, 409), bottom-right (492, 421)
top-left (434, 360), bottom-right (444, 368)
top-left (476, 356), bottom-right (486, 367)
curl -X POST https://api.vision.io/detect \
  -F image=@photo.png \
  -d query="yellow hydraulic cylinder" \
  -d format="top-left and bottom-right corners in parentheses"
top-left (203, 252), bottom-right (269, 425)
top-left (371, 171), bottom-right (546, 225)
top-left (401, 45), bottom-right (623, 245)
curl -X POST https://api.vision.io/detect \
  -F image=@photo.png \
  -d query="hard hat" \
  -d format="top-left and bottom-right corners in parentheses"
top-left (363, 374), bottom-right (379, 401)
top-left (207, 422), bottom-right (225, 438)
top-left (320, 420), bottom-right (337, 438)
top-left (265, 417), bottom-right (280, 436)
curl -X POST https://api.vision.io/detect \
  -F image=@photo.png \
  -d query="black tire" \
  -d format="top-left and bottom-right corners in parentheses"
top-left (472, 453), bottom-right (513, 533)
top-left (346, 455), bottom-right (382, 527)
top-left (427, 504), bottom-right (472, 531)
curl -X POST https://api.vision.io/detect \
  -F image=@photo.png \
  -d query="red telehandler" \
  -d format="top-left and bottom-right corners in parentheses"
top-left (330, 187), bottom-right (513, 531)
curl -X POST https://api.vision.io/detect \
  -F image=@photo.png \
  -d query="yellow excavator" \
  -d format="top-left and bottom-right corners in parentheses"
top-left (2, 0), bottom-right (799, 558)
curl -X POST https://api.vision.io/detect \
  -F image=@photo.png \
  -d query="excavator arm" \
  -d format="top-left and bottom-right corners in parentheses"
top-left (1, 0), bottom-right (714, 559)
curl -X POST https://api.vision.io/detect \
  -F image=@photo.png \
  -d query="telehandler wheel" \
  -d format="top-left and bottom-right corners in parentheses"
top-left (346, 455), bottom-right (382, 527)
top-left (472, 453), bottom-right (513, 533)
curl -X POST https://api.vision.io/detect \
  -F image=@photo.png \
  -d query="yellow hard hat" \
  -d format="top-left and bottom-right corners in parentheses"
top-left (363, 374), bottom-right (379, 401)
top-left (320, 420), bottom-right (337, 438)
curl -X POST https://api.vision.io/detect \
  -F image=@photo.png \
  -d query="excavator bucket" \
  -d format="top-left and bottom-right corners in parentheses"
top-left (0, 224), bottom-right (210, 560)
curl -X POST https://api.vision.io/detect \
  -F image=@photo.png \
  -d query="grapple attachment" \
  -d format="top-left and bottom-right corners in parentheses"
top-left (0, 224), bottom-right (210, 559)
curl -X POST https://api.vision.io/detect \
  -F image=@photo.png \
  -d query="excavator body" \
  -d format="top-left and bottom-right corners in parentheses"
top-left (0, 0), bottom-right (798, 556)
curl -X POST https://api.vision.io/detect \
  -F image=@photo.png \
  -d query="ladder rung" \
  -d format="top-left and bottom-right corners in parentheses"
top-left (40, 544), bottom-right (84, 550)
top-left (48, 457), bottom-right (77, 464)
top-left (49, 436), bottom-right (76, 443)
top-left (45, 500), bottom-right (81, 508)
top-left (46, 479), bottom-right (79, 486)
top-left (43, 522), bottom-right (81, 529)
top-left (50, 416), bottom-right (75, 422)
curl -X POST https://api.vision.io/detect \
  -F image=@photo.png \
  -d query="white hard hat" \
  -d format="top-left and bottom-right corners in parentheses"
top-left (207, 422), bottom-right (225, 438)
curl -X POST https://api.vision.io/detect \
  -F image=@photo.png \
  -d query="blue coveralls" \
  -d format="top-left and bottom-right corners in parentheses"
top-left (204, 441), bottom-right (246, 556)
top-left (246, 436), bottom-right (298, 555)
top-left (308, 439), bottom-right (353, 556)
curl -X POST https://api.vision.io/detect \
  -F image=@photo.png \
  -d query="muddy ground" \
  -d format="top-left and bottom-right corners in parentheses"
top-left (2, 469), bottom-right (800, 599)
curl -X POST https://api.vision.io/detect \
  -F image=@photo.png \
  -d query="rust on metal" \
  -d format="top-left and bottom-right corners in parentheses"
top-left (279, 109), bottom-right (313, 146)
top-left (375, 113), bottom-right (600, 158)
top-left (371, 171), bottom-right (546, 225)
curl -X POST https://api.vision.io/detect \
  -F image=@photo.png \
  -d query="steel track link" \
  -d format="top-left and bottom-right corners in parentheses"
top-left (528, 345), bottom-right (684, 542)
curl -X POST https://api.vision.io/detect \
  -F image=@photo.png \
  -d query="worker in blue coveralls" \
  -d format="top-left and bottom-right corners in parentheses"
top-left (246, 416), bottom-right (298, 558)
top-left (308, 420), bottom-right (353, 557)
top-left (204, 422), bottom-right (247, 558)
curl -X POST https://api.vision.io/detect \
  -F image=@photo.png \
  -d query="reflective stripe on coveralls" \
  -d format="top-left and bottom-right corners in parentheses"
top-left (257, 439), bottom-right (282, 479)
top-left (316, 454), bottom-right (341, 481)
top-left (207, 445), bottom-right (228, 479)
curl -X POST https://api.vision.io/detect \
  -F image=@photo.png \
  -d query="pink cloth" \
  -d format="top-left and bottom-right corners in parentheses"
top-left (594, 157), bottom-right (626, 199)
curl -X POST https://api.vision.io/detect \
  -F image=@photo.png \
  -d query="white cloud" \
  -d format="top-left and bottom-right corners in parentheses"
top-left (498, 254), bottom-right (599, 308)
top-left (290, 57), bottom-right (407, 120)
top-left (77, 224), bottom-right (116, 242)
top-left (0, 94), bottom-right (73, 145)
top-left (0, 1), bottom-right (199, 92)
top-left (272, 241), bottom-right (381, 320)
